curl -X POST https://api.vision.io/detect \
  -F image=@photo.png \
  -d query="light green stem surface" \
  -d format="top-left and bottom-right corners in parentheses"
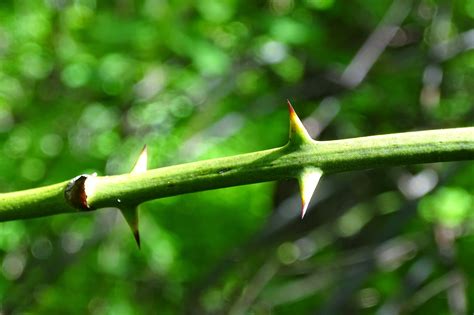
top-left (1, 127), bottom-right (473, 221)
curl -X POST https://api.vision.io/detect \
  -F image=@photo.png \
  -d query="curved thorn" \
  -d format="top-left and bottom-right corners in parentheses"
top-left (287, 100), bottom-right (313, 145)
top-left (131, 145), bottom-right (148, 174)
top-left (297, 168), bottom-right (323, 219)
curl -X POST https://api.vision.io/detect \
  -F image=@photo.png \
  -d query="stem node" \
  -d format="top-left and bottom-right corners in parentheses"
top-left (64, 174), bottom-right (94, 211)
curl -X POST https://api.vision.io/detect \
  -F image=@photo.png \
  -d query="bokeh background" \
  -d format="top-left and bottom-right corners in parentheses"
top-left (0, 0), bottom-right (473, 314)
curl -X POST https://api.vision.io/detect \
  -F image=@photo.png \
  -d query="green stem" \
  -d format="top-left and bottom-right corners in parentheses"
top-left (1, 127), bottom-right (473, 221)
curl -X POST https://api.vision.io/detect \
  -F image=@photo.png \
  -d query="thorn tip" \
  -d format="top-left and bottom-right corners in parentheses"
top-left (286, 100), bottom-right (313, 145)
top-left (287, 99), bottom-right (295, 113)
top-left (297, 168), bottom-right (323, 219)
top-left (134, 230), bottom-right (141, 249)
top-left (120, 207), bottom-right (141, 249)
top-left (131, 145), bottom-right (148, 174)
top-left (301, 205), bottom-right (308, 219)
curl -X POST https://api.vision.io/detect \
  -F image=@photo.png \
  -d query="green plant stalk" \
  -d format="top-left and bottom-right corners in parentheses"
top-left (0, 127), bottom-right (473, 222)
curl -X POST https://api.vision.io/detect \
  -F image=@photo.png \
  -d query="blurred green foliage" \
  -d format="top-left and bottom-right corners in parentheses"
top-left (0, 0), bottom-right (473, 314)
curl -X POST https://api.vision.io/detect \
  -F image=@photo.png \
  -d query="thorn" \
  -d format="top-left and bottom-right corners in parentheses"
top-left (131, 145), bottom-right (148, 174)
top-left (118, 145), bottom-right (147, 248)
top-left (297, 167), bottom-right (323, 218)
top-left (120, 207), bottom-right (141, 248)
top-left (287, 100), bottom-right (313, 146)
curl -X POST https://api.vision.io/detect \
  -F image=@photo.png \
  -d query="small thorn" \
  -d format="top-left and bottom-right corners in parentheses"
top-left (287, 100), bottom-right (313, 146)
top-left (120, 207), bottom-right (141, 248)
top-left (297, 168), bottom-right (323, 218)
top-left (131, 145), bottom-right (148, 174)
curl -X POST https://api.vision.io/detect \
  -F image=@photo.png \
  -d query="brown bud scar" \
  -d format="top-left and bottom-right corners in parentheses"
top-left (65, 175), bottom-right (93, 211)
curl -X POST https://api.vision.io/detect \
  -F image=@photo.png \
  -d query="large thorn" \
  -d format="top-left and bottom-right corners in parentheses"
top-left (287, 100), bottom-right (313, 146)
top-left (120, 145), bottom-right (148, 248)
top-left (297, 167), bottom-right (323, 218)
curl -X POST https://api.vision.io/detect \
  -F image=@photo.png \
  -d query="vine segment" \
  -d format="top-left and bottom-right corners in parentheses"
top-left (0, 102), bottom-right (472, 230)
